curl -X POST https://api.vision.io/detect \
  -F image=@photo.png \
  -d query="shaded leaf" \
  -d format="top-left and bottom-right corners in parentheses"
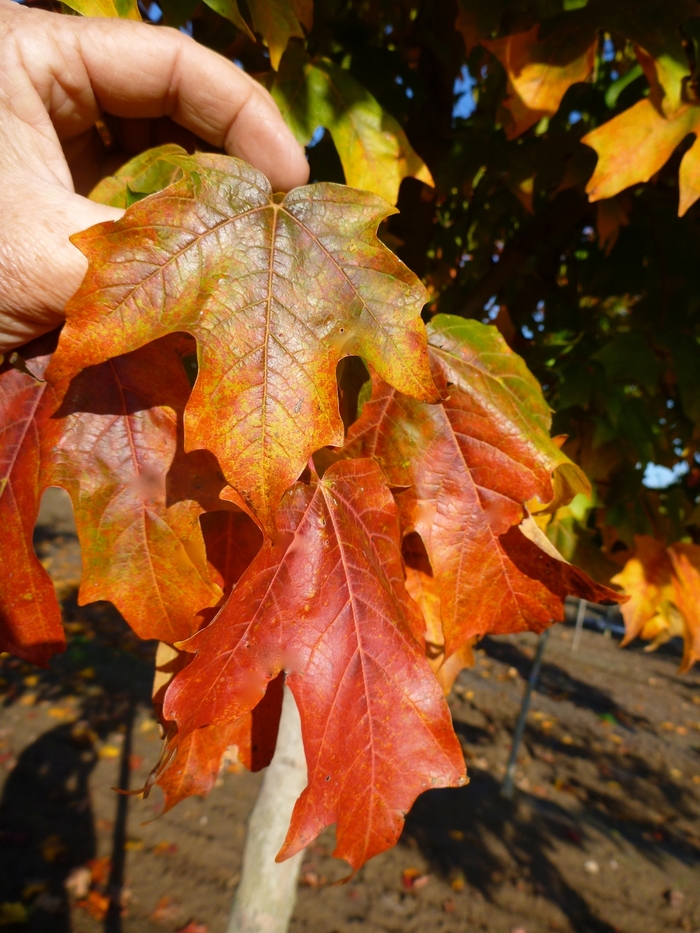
top-left (164, 459), bottom-right (466, 869)
top-left (201, 509), bottom-right (263, 598)
top-left (199, 0), bottom-right (255, 37)
top-left (403, 533), bottom-right (475, 696)
top-left (248, 0), bottom-right (313, 69)
top-left (270, 45), bottom-right (433, 205)
top-left (679, 135), bottom-right (700, 216)
top-left (50, 338), bottom-right (223, 643)
top-left (482, 23), bottom-right (596, 139)
top-left (48, 150), bottom-right (435, 530)
top-left (193, 0), bottom-right (312, 66)
top-left (0, 344), bottom-right (64, 665)
top-left (155, 681), bottom-right (283, 812)
top-left (597, 0), bottom-right (696, 115)
top-left (1, 335), bottom-right (225, 655)
top-left (596, 194), bottom-right (632, 256)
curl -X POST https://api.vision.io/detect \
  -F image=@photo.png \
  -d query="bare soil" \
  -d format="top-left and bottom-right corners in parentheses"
top-left (1, 489), bottom-right (699, 933)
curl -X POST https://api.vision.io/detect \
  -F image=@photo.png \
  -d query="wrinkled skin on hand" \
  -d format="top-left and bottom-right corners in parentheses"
top-left (0, 0), bottom-right (308, 351)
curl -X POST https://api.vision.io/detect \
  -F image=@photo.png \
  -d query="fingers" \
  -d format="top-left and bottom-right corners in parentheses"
top-left (14, 5), bottom-right (309, 192)
top-left (0, 2), bottom-right (311, 351)
top-left (0, 181), bottom-right (122, 352)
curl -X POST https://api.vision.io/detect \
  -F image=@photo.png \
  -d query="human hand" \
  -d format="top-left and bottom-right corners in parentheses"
top-left (0, 1), bottom-right (309, 352)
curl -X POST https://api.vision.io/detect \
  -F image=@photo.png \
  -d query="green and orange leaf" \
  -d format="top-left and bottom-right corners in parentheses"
top-left (48, 150), bottom-right (435, 532)
top-left (344, 315), bottom-right (619, 657)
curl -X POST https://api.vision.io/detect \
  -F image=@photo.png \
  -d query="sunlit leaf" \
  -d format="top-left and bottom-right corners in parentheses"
top-left (270, 45), bottom-right (433, 205)
top-left (612, 536), bottom-right (700, 672)
top-left (62, 0), bottom-right (140, 19)
top-left (164, 459), bottom-right (466, 869)
top-left (89, 145), bottom-right (183, 209)
top-left (344, 316), bottom-right (621, 656)
top-left (482, 22), bottom-right (596, 139)
top-left (48, 149), bottom-right (435, 531)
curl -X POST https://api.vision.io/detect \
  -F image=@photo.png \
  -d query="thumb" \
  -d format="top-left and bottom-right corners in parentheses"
top-left (0, 184), bottom-right (123, 352)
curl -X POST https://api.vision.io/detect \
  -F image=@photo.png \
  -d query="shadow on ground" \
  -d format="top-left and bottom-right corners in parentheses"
top-left (1, 511), bottom-right (155, 932)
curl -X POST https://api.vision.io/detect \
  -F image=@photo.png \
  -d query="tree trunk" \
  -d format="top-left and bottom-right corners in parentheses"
top-left (228, 685), bottom-right (307, 933)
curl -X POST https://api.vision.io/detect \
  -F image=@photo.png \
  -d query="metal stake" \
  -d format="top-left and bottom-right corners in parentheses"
top-left (501, 628), bottom-right (550, 799)
top-left (572, 598), bottom-right (587, 653)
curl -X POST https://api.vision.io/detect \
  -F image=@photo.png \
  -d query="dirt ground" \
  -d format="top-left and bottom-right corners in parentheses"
top-left (1, 490), bottom-right (699, 933)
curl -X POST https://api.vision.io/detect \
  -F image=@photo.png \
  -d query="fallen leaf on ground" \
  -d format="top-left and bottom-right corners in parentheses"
top-left (401, 867), bottom-right (431, 889)
top-left (150, 895), bottom-right (184, 923)
top-left (86, 857), bottom-right (111, 886)
top-left (75, 890), bottom-right (110, 921)
top-left (152, 841), bottom-right (178, 856)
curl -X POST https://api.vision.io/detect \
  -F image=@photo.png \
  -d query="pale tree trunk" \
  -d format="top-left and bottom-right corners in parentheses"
top-left (228, 685), bottom-right (307, 933)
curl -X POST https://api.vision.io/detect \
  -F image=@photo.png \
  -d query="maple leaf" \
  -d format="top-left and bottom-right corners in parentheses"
top-left (668, 545), bottom-right (700, 673)
top-left (155, 674), bottom-right (283, 812)
top-left (89, 144), bottom-right (183, 209)
top-left (402, 533), bottom-right (475, 695)
top-left (61, 0), bottom-right (140, 19)
top-left (613, 536), bottom-right (673, 647)
top-left (247, 0), bottom-right (312, 70)
top-left (200, 510), bottom-right (263, 599)
top-left (270, 45), bottom-right (433, 205)
top-left (613, 536), bottom-right (700, 672)
top-left (596, 194), bottom-right (632, 257)
top-left (482, 22), bottom-right (597, 139)
top-left (1, 334), bottom-right (225, 655)
top-left (207, 0), bottom-right (312, 69)
top-left (164, 458), bottom-right (466, 869)
top-left (582, 100), bottom-right (700, 211)
top-left (348, 314), bottom-right (589, 511)
top-left (578, 1), bottom-right (700, 213)
top-left (48, 150), bottom-right (435, 530)
top-left (598, 0), bottom-right (696, 116)
top-left (49, 337), bottom-right (223, 643)
top-left (0, 343), bottom-right (64, 665)
top-left (343, 315), bottom-right (613, 656)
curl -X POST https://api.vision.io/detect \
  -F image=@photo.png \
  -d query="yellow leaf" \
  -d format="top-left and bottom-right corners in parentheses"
top-left (62, 0), bottom-right (141, 19)
top-left (271, 46), bottom-right (433, 204)
top-left (583, 99), bottom-right (700, 205)
top-left (482, 23), bottom-right (597, 139)
top-left (612, 536), bottom-right (674, 645)
top-left (668, 544), bottom-right (700, 672)
top-left (613, 537), bottom-right (700, 673)
top-left (679, 135), bottom-right (700, 215)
